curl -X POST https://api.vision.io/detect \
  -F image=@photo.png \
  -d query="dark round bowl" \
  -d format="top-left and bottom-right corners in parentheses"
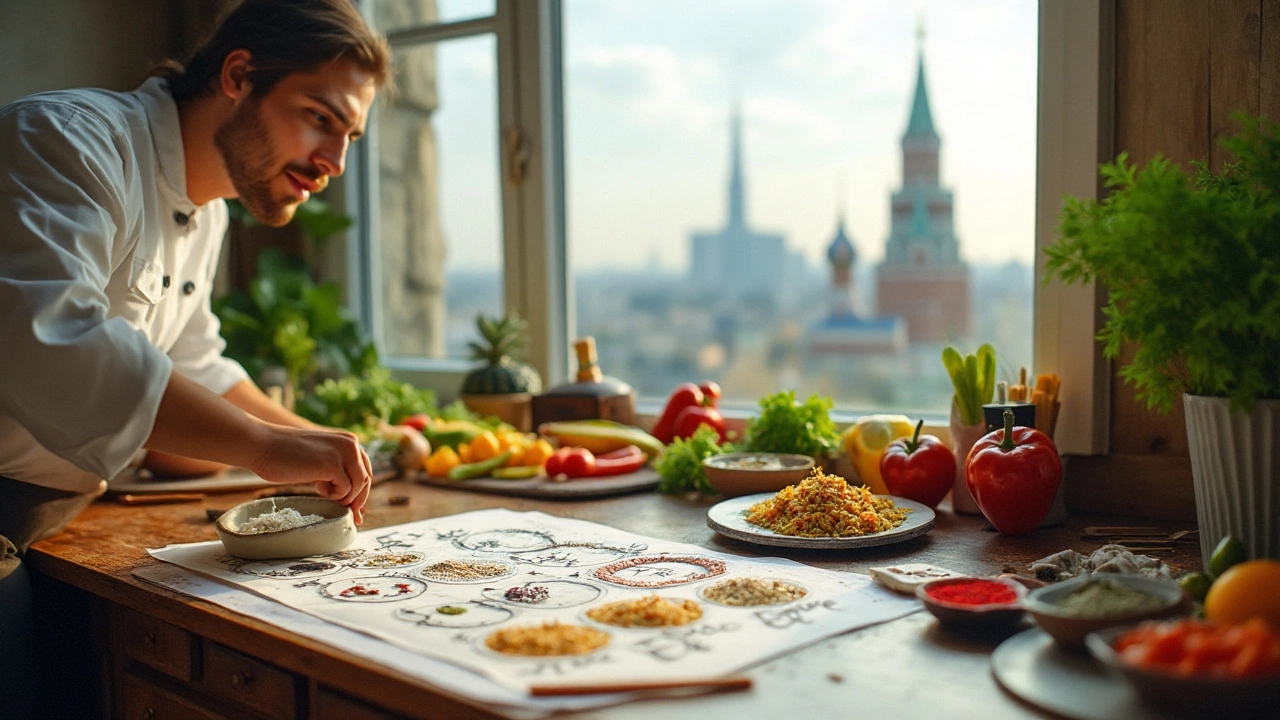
top-left (916, 576), bottom-right (1027, 631)
top-left (1023, 574), bottom-right (1188, 650)
top-left (702, 452), bottom-right (815, 497)
top-left (1086, 623), bottom-right (1280, 719)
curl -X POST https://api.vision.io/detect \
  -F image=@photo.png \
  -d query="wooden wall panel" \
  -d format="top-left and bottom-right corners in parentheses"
top-left (1076, 0), bottom-right (1275, 519)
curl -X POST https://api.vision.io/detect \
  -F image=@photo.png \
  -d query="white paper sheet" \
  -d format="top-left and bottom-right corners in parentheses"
top-left (147, 509), bottom-right (919, 711)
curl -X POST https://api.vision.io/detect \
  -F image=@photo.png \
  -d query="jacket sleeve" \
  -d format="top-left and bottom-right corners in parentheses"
top-left (0, 101), bottom-right (173, 480)
top-left (166, 201), bottom-right (249, 395)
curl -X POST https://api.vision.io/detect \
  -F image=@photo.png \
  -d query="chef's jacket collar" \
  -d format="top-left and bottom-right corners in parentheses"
top-left (136, 77), bottom-right (198, 217)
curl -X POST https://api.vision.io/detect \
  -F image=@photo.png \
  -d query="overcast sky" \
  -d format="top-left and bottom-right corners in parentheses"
top-left (429, 0), bottom-right (1039, 273)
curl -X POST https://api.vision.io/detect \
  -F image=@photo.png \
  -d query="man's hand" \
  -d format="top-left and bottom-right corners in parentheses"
top-left (247, 425), bottom-right (373, 524)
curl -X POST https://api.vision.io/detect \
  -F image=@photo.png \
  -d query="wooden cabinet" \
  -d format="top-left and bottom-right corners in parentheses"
top-left (202, 642), bottom-right (300, 719)
top-left (111, 604), bottom-right (200, 682)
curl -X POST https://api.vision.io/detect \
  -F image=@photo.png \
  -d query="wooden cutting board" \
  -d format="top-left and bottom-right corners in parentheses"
top-left (411, 466), bottom-right (660, 499)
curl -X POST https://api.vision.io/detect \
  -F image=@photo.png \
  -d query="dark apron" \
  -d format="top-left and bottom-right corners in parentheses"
top-left (0, 475), bottom-right (104, 580)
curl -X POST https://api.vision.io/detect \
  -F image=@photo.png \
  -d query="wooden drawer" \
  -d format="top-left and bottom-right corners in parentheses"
top-left (314, 686), bottom-right (409, 720)
top-left (119, 670), bottom-right (225, 720)
top-left (110, 604), bottom-right (200, 682)
top-left (203, 641), bottom-right (300, 719)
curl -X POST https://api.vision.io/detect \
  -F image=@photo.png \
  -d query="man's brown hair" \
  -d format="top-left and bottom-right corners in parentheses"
top-left (153, 0), bottom-right (392, 102)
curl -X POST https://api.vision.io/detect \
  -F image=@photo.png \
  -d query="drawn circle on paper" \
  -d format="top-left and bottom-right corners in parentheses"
top-left (593, 555), bottom-right (727, 588)
top-left (319, 575), bottom-right (427, 603)
top-left (240, 559), bottom-right (344, 579)
top-left (396, 601), bottom-right (515, 629)
top-left (506, 541), bottom-right (644, 568)
top-left (476, 622), bottom-right (611, 661)
top-left (697, 576), bottom-right (811, 608)
top-left (320, 548), bottom-right (367, 562)
top-left (579, 596), bottom-right (705, 632)
top-left (419, 558), bottom-right (515, 584)
top-left (481, 579), bottom-right (604, 609)
top-left (348, 551), bottom-right (427, 570)
top-left (454, 528), bottom-right (555, 553)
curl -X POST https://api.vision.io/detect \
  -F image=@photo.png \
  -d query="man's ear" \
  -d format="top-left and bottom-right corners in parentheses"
top-left (218, 49), bottom-right (255, 102)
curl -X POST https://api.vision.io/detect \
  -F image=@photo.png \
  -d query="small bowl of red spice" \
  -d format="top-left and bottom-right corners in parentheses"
top-left (916, 576), bottom-right (1027, 631)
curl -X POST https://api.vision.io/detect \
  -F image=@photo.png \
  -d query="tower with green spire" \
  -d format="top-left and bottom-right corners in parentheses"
top-left (875, 25), bottom-right (971, 343)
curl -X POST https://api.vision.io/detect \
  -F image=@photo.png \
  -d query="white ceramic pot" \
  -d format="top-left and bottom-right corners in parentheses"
top-left (1184, 394), bottom-right (1280, 567)
top-left (949, 401), bottom-right (985, 515)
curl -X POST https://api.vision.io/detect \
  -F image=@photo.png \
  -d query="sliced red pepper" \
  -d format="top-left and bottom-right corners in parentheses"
top-left (545, 447), bottom-right (596, 478)
top-left (591, 444), bottom-right (647, 476)
top-left (651, 383), bottom-right (703, 444)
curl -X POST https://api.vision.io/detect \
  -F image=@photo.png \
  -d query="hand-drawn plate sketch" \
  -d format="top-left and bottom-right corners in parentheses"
top-left (396, 601), bottom-right (515, 629)
top-left (320, 576), bottom-right (427, 603)
top-left (149, 508), bottom-right (921, 693)
top-left (482, 579), bottom-right (604, 609)
top-left (706, 493), bottom-right (936, 549)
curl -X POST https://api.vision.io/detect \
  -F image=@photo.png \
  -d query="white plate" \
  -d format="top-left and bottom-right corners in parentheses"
top-left (706, 492), bottom-right (935, 549)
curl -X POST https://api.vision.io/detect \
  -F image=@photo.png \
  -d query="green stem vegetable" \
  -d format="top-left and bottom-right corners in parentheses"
top-left (447, 450), bottom-right (514, 480)
top-left (943, 344), bottom-right (996, 426)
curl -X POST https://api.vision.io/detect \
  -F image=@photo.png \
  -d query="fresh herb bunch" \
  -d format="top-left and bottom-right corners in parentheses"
top-left (744, 390), bottom-right (841, 458)
top-left (1046, 114), bottom-right (1280, 413)
top-left (296, 367), bottom-right (439, 437)
top-left (655, 424), bottom-right (729, 494)
top-left (215, 248), bottom-right (378, 388)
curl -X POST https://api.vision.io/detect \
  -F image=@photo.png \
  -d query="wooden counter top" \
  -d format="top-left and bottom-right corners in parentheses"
top-left (28, 479), bottom-right (1202, 719)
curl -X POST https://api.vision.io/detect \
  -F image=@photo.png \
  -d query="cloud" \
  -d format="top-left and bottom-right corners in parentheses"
top-left (571, 44), bottom-right (723, 131)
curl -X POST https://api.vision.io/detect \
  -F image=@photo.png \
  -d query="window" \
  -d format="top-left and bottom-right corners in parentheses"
top-left (351, 0), bottom-right (1108, 453)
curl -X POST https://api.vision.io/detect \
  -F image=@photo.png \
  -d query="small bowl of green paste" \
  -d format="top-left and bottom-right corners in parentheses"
top-left (1023, 573), bottom-right (1189, 650)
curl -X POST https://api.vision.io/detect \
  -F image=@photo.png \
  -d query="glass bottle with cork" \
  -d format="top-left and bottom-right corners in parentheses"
top-left (531, 337), bottom-right (637, 427)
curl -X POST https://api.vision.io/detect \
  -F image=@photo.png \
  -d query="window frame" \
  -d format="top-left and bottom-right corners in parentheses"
top-left (349, 0), bottom-right (1111, 453)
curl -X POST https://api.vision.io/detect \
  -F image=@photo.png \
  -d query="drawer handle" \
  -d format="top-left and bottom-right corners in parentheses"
top-left (140, 708), bottom-right (155, 720)
top-left (141, 631), bottom-right (156, 649)
top-left (230, 670), bottom-right (254, 690)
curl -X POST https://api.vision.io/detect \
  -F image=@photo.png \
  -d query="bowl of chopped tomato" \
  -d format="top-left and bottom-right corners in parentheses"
top-left (1085, 618), bottom-right (1280, 719)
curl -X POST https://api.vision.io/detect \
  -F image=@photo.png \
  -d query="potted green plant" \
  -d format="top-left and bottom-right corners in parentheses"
top-left (1046, 114), bottom-right (1280, 565)
top-left (460, 311), bottom-right (543, 431)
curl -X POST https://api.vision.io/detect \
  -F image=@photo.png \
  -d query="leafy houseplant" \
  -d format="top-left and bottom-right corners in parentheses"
top-left (460, 312), bottom-right (543, 430)
top-left (1046, 114), bottom-right (1280, 564)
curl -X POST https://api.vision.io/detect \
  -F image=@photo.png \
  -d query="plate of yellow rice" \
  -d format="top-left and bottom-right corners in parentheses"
top-left (706, 469), bottom-right (935, 549)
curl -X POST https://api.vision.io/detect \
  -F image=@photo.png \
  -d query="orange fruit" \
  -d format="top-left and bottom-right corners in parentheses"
top-left (1204, 559), bottom-right (1280, 627)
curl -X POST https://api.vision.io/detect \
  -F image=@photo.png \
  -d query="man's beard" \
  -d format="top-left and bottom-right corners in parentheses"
top-left (214, 99), bottom-right (297, 227)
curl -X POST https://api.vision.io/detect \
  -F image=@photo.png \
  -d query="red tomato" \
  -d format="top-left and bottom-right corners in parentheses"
top-left (399, 413), bottom-right (431, 431)
top-left (965, 408), bottom-right (1061, 534)
top-left (879, 420), bottom-right (955, 508)
top-left (544, 447), bottom-right (596, 478)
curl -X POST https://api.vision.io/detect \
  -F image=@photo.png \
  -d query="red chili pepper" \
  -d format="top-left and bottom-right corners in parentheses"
top-left (699, 381), bottom-right (722, 407)
top-left (880, 420), bottom-right (956, 508)
top-left (544, 447), bottom-right (596, 478)
top-left (590, 444), bottom-right (647, 477)
top-left (651, 383), bottom-right (703, 444)
top-left (672, 405), bottom-right (727, 442)
top-left (965, 409), bottom-right (1062, 535)
top-left (399, 413), bottom-right (431, 431)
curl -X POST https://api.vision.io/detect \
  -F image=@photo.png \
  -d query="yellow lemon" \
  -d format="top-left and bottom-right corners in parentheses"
top-left (1204, 559), bottom-right (1280, 627)
top-left (842, 414), bottom-right (914, 494)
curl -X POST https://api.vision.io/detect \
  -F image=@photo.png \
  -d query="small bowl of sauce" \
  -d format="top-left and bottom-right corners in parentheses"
top-left (916, 576), bottom-right (1027, 631)
top-left (1023, 574), bottom-right (1188, 650)
top-left (702, 452), bottom-right (815, 497)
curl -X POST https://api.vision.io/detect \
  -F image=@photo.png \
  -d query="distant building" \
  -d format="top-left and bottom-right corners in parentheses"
top-left (808, 212), bottom-right (906, 356)
top-left (690, 104), bottom-right (787, 307)
top-left (875, 35), bottom-right (971, 343)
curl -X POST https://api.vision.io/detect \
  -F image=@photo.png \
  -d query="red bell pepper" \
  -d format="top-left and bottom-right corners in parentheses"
top-left (545, 447), bottom-right (596, 478)
top-left (880, 420), bottom-right (955, 508)
top-left (591, 445), bottom-right (647, 476)
top-left (699, 381), bottom-right (722, 407)
top-left (672, 405), bottom-right (727, 443)
top-left (965, 409), bottom-right (1062, 535)
top-left (651, 383), bottom-right (702, 444)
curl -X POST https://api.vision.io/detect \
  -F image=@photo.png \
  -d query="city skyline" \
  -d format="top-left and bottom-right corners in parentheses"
top-left (429, 0), bottom-right (1038, 273)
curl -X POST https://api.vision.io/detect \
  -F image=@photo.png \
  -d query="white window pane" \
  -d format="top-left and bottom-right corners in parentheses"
top-left (375, 35), bottom-right (502, 360)
top-left (564, 0), bottom-right (1037, 415)
top-left (370, 0), bottom-right (495, 34)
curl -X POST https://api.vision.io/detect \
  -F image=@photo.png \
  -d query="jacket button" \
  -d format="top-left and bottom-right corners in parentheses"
top-left (174, 211), bottom-right (189, 225)
top-left (182, 281), bottom-right (196, 295)
top-left (162, 275), bottom-right (171, 288)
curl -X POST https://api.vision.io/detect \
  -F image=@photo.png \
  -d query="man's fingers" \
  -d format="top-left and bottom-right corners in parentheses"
top-left (350, 482), bottom-right (371, 525)
top-left (339, 441), bottom-right (368, 506)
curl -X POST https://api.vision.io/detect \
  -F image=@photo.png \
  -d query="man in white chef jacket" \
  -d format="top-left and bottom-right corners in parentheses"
top-left (0, 1), bottom-right (393, 711)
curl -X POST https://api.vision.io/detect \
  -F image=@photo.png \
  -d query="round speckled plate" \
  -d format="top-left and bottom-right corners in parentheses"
top-left (706, 492), bottom-right (935, 549)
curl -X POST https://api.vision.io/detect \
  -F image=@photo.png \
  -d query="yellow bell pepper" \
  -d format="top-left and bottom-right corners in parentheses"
top-left (425, 446), bottom-right (460, 477)
top-left (842, 414), bottom-right (915, 495)
top-left (468, 431), bottom-right (501, 462)
top-left (519, 438), bottom-right (555, 468)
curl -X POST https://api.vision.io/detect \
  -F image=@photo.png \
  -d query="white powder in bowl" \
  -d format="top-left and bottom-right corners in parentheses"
top-left (238, 507), bottom-right (325, 535)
